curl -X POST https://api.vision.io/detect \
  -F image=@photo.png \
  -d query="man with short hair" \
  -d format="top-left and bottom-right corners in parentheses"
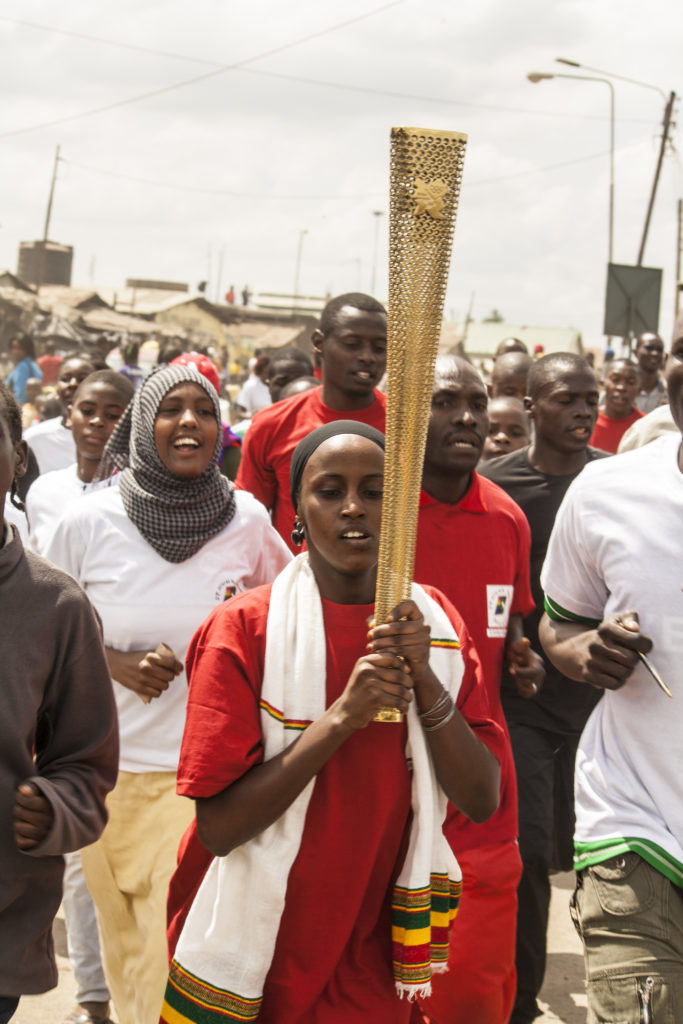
top-left (479, 352), bottom-right (608, 1024)
top-left (24, 352), bottom-right (96, 477)
top-left (412, 357), bottom-right (543, 1024)
top-left (236, 293), bottom-right (387, 550)
top-left (590, 357), bottom-right (643, 453)
top-left (481, 396), bottom-right (530, 462)
top-left (236, 355), bottom-right (271, 417)
top-left (279, 376), bottom-right (320, 400)
top-left (495, 337), bottom-right (529, 358)
top-left (538, 321), bottom-right (683, 1023)
top-left (265, 348), bottom-right (313, 403)
top-left (488, 351), bottom-right (533, 403)
top-left (634, 330), bottom-right (667, 413)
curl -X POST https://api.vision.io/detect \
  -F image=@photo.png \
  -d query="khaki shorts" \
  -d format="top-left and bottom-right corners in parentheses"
top-left (571, 852), bottom-right (683, 1023)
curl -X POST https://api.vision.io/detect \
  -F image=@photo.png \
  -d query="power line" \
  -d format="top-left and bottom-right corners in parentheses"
top-left (0, 0), bottom-right (406, 139)
top-left (0, 12), bottom-right (656, 133)
top-left (61, 158), bottom-right (382, 199)
top-left (0, 15), bottom-right (222, 66)
top-left (61, 138), bottom-right (650, 200)
top-left (240, 68), bottom-right (654, 125)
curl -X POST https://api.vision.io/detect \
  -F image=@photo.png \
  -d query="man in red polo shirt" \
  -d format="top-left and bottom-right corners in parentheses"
top-left (412, 356), bottom-right (544, 1024)
top-left (236, 293), bottom-right (387, 550)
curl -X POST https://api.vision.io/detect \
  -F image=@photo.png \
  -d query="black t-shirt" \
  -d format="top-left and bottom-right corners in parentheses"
top-left (479, 445), bottom-right (609, 733)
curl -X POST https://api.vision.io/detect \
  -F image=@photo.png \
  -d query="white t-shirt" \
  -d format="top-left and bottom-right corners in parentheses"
top-left (24, 417), bottom-right (75, 474)
top-left (236, 375), bottom-right (271, 416)
top-left (541, 434), bottom-right (683, 884)
top-left (46, 487), bottom-right (292, 773)
top-left (26, 464), bottom-right (84, 555)
top-left (4, 498), bottom-right (28, 545)
top-left (26, 465), bottom-right (117, 555)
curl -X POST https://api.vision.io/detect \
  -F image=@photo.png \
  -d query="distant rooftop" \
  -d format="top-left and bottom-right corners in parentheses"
top-left (440, 320), bottom-right (583, 359)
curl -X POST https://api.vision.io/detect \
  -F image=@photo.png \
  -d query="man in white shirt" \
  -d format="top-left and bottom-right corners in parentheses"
top-left (539, 318), bottom-right (683, 1022)
top-left (24, 353), bottom-right (95, 475)
top-left (236, 355), bottom-right (271, 417)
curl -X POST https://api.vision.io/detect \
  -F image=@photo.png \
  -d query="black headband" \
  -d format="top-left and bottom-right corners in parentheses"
top-left (289, 420), bottom-right (385, 509)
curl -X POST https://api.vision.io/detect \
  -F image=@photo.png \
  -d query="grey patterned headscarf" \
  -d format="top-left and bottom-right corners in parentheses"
top-left (97, 363), bottom-right (236, 563)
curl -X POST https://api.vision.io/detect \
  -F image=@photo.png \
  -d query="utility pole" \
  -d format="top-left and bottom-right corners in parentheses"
top-left (676, 197), bottom-right (682, 322)
top-left (216, 247), bottom-right (225, 304)
top-left (637, 91), bottom-right (676, 266)
top-left (293, 229), bottom-right (307, 311)
top-left (370, 211), bottom-right (384, 295)
top-left (36, 144), bottom-right (61, 292)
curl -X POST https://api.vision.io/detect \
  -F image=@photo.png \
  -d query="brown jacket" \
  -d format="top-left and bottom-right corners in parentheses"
top-left (0, 527), bottom-right (118, 996)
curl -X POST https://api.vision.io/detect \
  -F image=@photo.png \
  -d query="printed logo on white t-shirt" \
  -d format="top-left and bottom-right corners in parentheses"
top-left (214, 576), bottom-right (244, 602)
top-left (486, 584), bottom-right (513, 638)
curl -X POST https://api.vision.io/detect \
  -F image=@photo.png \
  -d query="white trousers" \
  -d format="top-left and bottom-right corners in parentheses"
top-left (62, 850), bottom-right (110, 1004)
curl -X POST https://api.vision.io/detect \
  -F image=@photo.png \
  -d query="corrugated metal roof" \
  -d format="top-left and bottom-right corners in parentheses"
top-left (440, 320), bottom-right (583, 357)
top-left (37, 285), bottom-right (110, 310)
top-left (81, 307), bottom-right (171, 334)
top-left (97, 287), bottom-right (198, 315)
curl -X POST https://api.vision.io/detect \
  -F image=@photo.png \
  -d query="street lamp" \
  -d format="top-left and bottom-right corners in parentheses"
top-left (527, 71), bottom-right (615, 265)
top-left (555, 58), bottom-right (676, 267)
top-left (371, 210), bottom-right (385, 296)
top-left (555, 58), bottom-right (667, 100)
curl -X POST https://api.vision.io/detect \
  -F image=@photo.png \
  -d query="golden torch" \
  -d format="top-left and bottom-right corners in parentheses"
top-left (374, 126), bottom-right (467, 723)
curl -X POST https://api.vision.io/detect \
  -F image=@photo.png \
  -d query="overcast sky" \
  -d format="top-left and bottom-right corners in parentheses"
top-left (1, 0), bottom-right (681, 347)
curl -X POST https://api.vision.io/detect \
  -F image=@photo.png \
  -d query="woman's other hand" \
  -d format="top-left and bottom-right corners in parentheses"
top-left (105, 643), bottom-right (183, 703)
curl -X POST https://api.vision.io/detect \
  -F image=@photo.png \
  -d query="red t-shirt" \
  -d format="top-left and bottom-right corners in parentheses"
top-left (235, 388), bottom-right (386, 551)
top-left (414, 472), bottom-right (534, 851)
top-left (168, 582), bottom-right (503, 1024)
top-left (36, 353), bottom-right (63, 385)
top-left (590, 407), bottom-right (644, 453)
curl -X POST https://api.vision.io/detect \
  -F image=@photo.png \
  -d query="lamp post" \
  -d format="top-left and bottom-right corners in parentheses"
top-left (371, 210), bottom-right (384, 296)
top-left (555, 58), bottom-right (676, 267)
top-left (293, 228), bottom-right (308, 311)
top-left (527, 72), bottom-right (615, 266)
top-left (555, 58), bottom-right (667, 101)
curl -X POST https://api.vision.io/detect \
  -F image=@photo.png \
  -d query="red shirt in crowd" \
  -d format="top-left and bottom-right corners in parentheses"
top-left (414, 472), bottom-right (534, 852)
top-left (36, 353), bottom-right (63, 385)
top-left (167, 583), bottom-right (503, 1024)
top-left (590, 407), bottom-right (644, 453)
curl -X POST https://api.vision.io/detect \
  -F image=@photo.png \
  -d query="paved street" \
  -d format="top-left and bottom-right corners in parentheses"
top-left (536, 872), bottom-right (586, 1024)
top-left (13, 871), bottom-right (586, 1024)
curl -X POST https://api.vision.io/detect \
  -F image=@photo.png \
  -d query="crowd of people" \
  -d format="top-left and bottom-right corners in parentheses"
top-left (1, 295), bottom-right (682, 1024)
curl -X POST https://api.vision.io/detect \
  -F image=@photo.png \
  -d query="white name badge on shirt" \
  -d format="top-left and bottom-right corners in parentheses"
top-left (486, 584), bottom-right (513, 639)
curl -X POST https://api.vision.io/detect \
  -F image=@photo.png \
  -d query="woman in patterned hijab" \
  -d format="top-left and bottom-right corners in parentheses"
top-left (98, 361), bottom-right (236, 561)
top-left (47, 360), bottom-right (291, 1024)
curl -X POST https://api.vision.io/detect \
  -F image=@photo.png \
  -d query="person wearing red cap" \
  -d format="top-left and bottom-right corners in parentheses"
top-left (171, 352), bottom-right (221, 394)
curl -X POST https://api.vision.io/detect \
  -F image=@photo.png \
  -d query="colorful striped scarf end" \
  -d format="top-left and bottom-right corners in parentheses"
top-left (160, 961), bottom-right (262, 1023)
